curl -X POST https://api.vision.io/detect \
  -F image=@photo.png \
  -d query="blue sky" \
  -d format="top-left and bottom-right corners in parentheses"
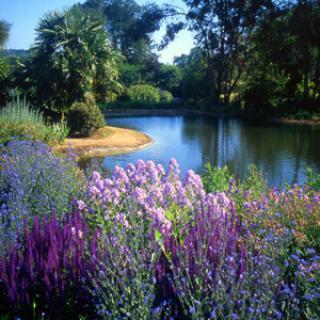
top-left (0, 0), bottom-right (194, 63)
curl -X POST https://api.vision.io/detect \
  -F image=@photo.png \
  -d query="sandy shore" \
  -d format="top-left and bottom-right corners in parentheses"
top-left (54, 126), bottom-right (152, 158)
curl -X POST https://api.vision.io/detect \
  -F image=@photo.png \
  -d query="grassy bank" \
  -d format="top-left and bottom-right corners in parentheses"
top-left (0, 97), bottom-right (69, 145)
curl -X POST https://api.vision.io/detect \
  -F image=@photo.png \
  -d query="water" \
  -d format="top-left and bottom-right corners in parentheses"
top-left (103, 115), bottom-right (320, 186)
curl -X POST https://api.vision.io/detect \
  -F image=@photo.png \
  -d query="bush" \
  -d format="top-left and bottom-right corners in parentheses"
top-left (0, 96), bottom-right (69, 145)
top-left (67, 102), bottom-right (105, 137)
top-left (160, 90), bottom-right (173, 103)
top-left (127, 84), bottom-right (161, 104)
top-left (202, 163), bottom-right (233, 193)
top-left (0, 140), bottom-right (81, 244)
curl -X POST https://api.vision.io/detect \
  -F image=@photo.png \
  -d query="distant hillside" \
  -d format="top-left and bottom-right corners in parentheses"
top-left (0, 49), bottom-right (30, 59)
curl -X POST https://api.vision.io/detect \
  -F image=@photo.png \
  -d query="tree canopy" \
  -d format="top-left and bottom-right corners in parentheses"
top-left (18, 5), bottom-right (122, 118)
top-left (1, 0), bottom-right (320, 115)
top-left (0, 20), bottom-right (10, 49)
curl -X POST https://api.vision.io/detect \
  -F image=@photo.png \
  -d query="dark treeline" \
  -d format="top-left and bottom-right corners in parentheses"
top-left (171, 0), bottom-right (320, 115)
top-left (0, 0), bottom-right (320, 119)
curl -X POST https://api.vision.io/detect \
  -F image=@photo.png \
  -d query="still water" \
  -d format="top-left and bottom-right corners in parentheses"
top-left (103, 115), bottom-right (320, 186)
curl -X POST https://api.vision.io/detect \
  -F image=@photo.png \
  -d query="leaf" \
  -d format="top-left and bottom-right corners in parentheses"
top-left (166, 209), bottom-right (175, 222)
top-left (155, 229), bottom-right (162, 242)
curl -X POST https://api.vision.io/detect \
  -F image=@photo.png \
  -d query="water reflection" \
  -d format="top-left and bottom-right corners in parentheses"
top-left (103, 115), bottom-right (320, 186)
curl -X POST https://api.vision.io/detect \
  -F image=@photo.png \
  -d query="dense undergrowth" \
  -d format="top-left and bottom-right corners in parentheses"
top-left (0, 140), bottom-right (319, 319)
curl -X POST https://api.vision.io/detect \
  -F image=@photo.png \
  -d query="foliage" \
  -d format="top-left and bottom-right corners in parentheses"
top-left (84, 0), bottom-right (168, 92)
top-left (0, 20), bottom-right (10, 104)
top-left (91, 210), bottom-right (160, 319)
top-left (119, 63), bottom-right (143, 86)
top-left (0, 140), bottom-right (81, 244)
top-left (202, 163), bottom-right (233, 193)
top-left (174, 48), bottom-right (211, 103)
top-left (0, 20), bottom-right (10, 49)
top-left (0, 97), bottom-right (69, 145)
top-left (67, 102), bottom-right (105, 137)
top-left (0, 211), bottom-right (100, 319)
top-left (0, 147), bottom-right (319, 319)
top-left (157, 64), bottom-right (182, 96)
top-left (79, 159), bottom-right (320, 319)
top-left (126, 84), bottom-right (161, 104)
top-left (307, 167), bottom-right (320, 191)
top-left (243, 64), bottom-right (290, 112)
top-left (20, 5), bottom-right (121, 119)
top-left (160, 90), bottom-right (173, 103)
top-left (164, 0), bottom-right (320, 114)
top-left (241, 1), bottom-right (320, 113)
top-left (169, 0), bottom-right (270, 104)
top-left (103, 99), bottom-right (183, 110)
top-left (4, 0), bottom-right (320, 116)
top-left (0, 57), bottom-right (9, 81)
top-left (87, 0), bottom-right (164, 63)
top-left (0, 49), bottom-right (30, 59)
top-left (240, 185), bottom-right (320, 319)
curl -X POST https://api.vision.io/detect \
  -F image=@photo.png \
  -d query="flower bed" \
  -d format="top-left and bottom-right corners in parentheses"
top-left (0, 142), bottom-right (319, 319)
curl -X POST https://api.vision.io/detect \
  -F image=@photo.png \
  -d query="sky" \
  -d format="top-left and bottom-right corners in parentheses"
top-left (0, 0), bottom-right (194, 63)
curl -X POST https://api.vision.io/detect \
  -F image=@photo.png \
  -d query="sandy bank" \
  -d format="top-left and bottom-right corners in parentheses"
top-left (54, 126), bottom-right (152, 158)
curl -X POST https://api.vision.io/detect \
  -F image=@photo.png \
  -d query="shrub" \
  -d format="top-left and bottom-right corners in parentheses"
top-left (0, 140), bottom-right (81, 244)
top-left (127, 84), bottom-right (161, 104)
top-left (0, 96), bottom-right (69, 145)
top-left (202, 163), bottom-right (234, 193)
top-left (0, 211), bottom-right (100, 319)
top-left (67, 102), bottom-right (105, 137)
top-left (307, 167), bottom-right (320, 191)
top-left (160, 90), bottom-right (173, 103)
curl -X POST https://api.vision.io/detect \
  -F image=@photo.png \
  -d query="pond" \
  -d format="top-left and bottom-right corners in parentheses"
top-left (103, 115), bottom-right (320, 186)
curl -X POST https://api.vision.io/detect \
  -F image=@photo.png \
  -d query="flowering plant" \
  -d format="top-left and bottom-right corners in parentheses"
top-left (0, 140), bottom-right (82, 244)
top-left (0, 211), bottom-right (100, 319)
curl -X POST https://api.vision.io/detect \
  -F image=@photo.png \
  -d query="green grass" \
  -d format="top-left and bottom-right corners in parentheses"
top-left (0, 96), bottom-right (69, 145)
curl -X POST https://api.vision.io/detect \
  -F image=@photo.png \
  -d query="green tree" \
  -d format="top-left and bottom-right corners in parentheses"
top-left (243, 0), bottom-right (320, 113)
top-left (0, 19), bottom-right (11, 104)
top-left (0, 20), bottom-right (10, 49)
top-left (119, 63), bottom-right (143, 86)
top-left (182, 0), bottom-right (272, 104)
top-left (84, 0), bottom-right (164, 64)
top-left (127, 84), bottom-right (160, 103)
top-left (174, 48), bottom-right (211, 103)
top-left (157, 64), bottom-right (182, 96)
top-left (21, 6), bottom-right (121, 119)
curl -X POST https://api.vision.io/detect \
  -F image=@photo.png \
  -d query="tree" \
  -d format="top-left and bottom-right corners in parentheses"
top-left (84, 0), bottom-right (164, 64)
top-left (243, 0), bottom-right (320, 112)
top-left (157, 64), bottom-right (182, 96)
top-left (0, 20), bottom-right (11, 104)
top-left (182, 0), bottom-right (273, 104)
top-left (21, 6), bottom-right (121, 119)
top-left (0, 20), bottom-right (10, 49)
top-left (174, 48), bottom-right (211, 103)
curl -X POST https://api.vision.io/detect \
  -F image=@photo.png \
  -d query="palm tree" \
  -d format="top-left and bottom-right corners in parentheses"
top-left (25, 5), bottom-right (122, 118)
top-left (0, 19), bottom-right (10, 48)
